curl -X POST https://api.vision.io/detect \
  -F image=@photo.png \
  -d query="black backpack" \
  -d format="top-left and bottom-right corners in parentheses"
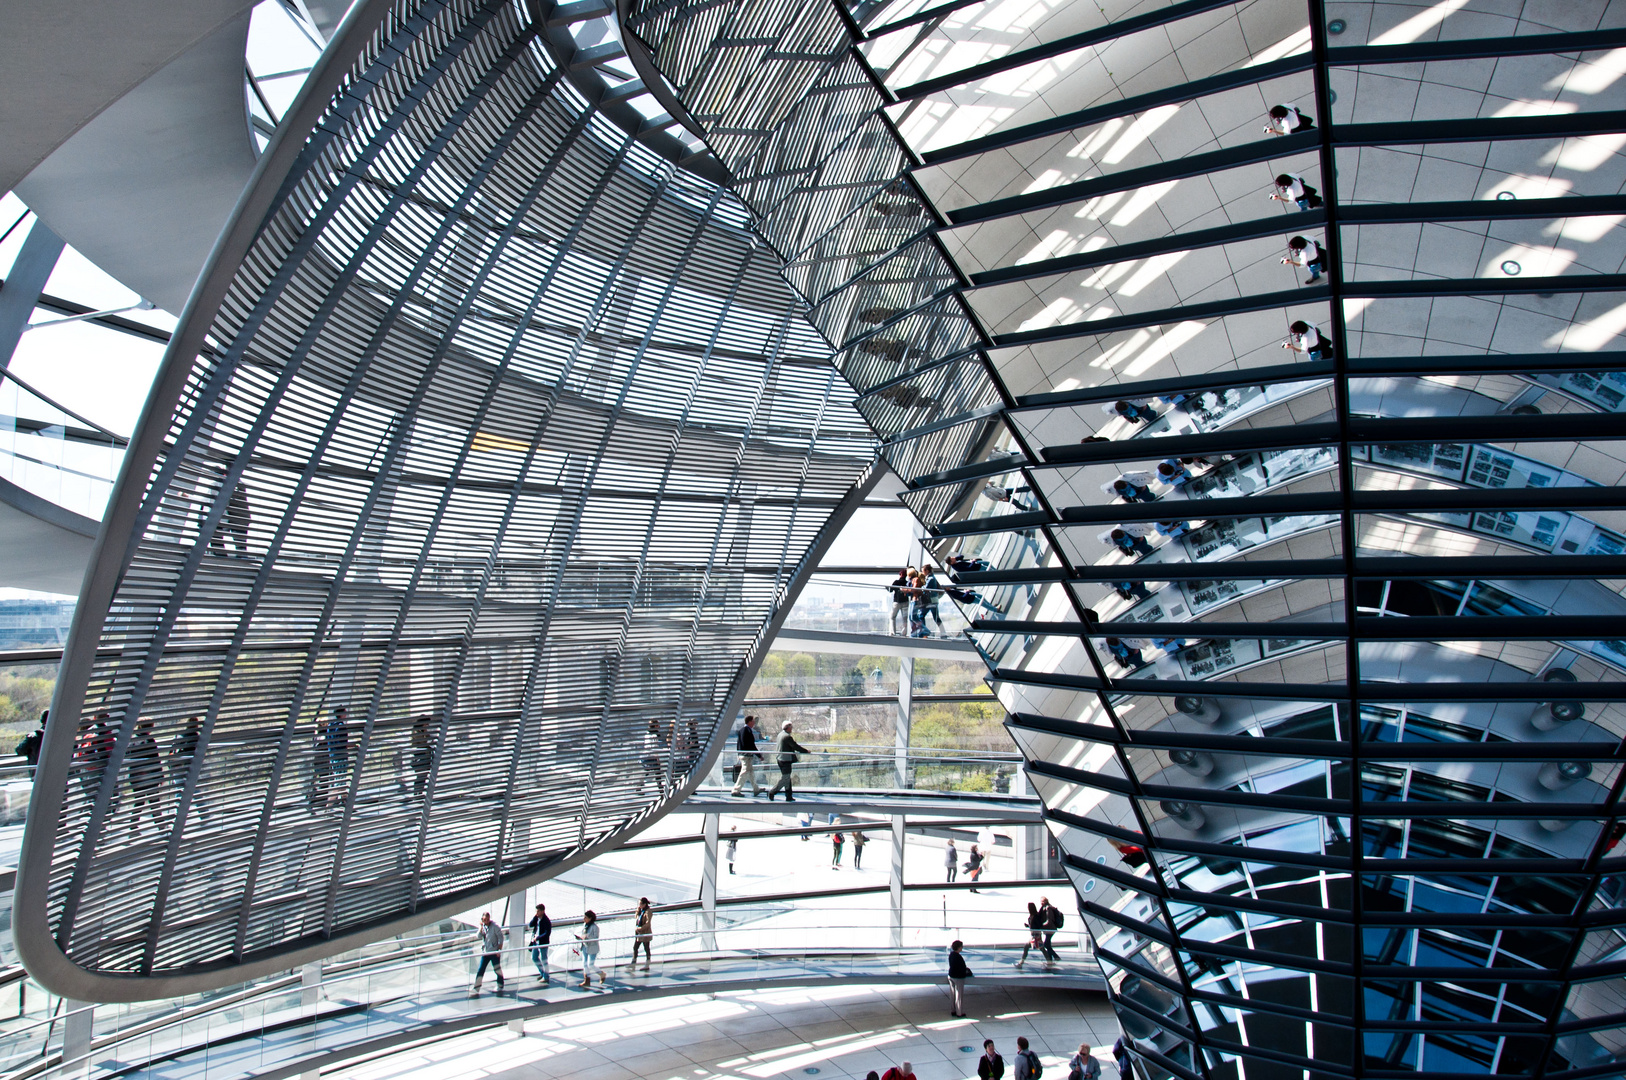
top-left (1050, 908), bottom-right (1065, 929)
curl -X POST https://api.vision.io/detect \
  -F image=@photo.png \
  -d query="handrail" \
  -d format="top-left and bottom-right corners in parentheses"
top-left (0, 369), bottom-right (128, 448)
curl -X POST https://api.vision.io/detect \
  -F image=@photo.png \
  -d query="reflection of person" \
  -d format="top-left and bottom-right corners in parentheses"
top-left (945, 838), bottom-right (958, 882)
top-left (1282, 235), bottom-right (1325, 283)
top-left (1270, 173), bottom-right (1321, 212)
top-left (1263, 103), bottom-right (1313, 135)
top-left (831, 831), bottom-right (845, 869)
top-left (1283, 319), bottom-right (1335, 360)
top-left (851, 830), bottom-right (866, 869)
top-left (726, 827), bottom-right (738, 874)
top-left (965, 843), bottom-right (984, 892)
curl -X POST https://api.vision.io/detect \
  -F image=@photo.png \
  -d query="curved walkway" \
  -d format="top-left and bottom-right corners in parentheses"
top-left (118, 949), bottom-right (1102, 1080)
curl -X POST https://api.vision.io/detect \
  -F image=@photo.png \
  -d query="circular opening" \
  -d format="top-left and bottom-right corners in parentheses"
top-left (1497, 191), bottom-right (1517, 201)
top-left (1084, 879), bottom-right (1096, 892)
top-left (1329, 89), bottom-right (1338, 104)
top-left (1502, 260), bottom-right (1522, 275)
top-left (1544, 668), bottom-right (1579, 684)
top-left (1558, 761), bottom-right (1593, 781)
top-left (1328, 18), bottom-right (1347, 34)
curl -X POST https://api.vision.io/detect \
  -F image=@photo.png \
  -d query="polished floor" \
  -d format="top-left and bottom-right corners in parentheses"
top-left (334, 984), bottom-right (1118, 1080)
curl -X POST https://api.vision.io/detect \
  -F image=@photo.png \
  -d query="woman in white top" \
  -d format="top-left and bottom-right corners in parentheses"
top-left (576, 910), bottom-right (603, 988)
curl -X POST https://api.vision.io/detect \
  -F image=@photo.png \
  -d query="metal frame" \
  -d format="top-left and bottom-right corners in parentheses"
top-left (15, 0), bottom-right (875, 1002)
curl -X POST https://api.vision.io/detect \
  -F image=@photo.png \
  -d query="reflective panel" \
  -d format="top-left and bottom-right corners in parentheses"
top-left (629, 0), bottom-right (1626, 1075)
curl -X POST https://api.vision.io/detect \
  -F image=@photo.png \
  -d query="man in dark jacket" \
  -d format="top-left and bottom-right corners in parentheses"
top-left (1039, 896), bottom-right (1061, 962)
top-left (15, 712), bottom-right (44, 778)
top-left (948, 939), bottom-right (973, 1017)
top-left (527, 902), bottom-right (552, 982)
top-left (766, 721), bottom-right (811, 801)
top-left (730, 715), bottom-right (761, 796)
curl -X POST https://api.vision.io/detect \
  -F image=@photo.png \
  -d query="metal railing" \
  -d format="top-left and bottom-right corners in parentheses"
top-left (0, 894), bottom-right (1093, 1080)
top-left (703, 743), bottom-right (1023, 795)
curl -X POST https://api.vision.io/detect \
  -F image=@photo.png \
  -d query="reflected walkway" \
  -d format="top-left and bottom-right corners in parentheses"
top-left (123, 948), bottom-right (1103, 1080)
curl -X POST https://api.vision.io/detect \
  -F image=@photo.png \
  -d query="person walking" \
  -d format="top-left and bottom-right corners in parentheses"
top-left (882, 1063), bottom-right (916, 1080)
top-left (726, 827), bottom-right (738, 874)
top-left (730, 715), bottom-right (761, 796)
top-left (766, 721), bottom-right (810, 801)
top-left (167, 715), bottom-right (206, 820)
top-left (831, 831), bottom-right (845, 869)
top-left (945, 838), bottom-right (958, 883)
top-left (15, 712), bottom-right (44, 779)
top-left (126, 717), bottom-right (165, 834)
top-left (76, 712), bottom-right (116, 806)
top-left (576, 910), bottom-right (604, 987)
top-left (918, 565), bottom-right (945, 636)
top-left (1070, 1045), bottom-right (1102, 1080)
top-left (965, 843), bottom-right (984, 892)
top-left (1111, 1038), bottom-right (1129, 1078)
top-left (631, 897), bottom-right (654, 968)
top-left (977, 1038), bottom-right (1004, 1080)
top-left (325, 707), bottom-right (349, 808)
top-left (1014, 1038), bottom-right (1042, 1080)
top-left (889, 567), bottom-right (916, 635)
top-left (851, 830), bottom-right (866, 870)
top-left (470, 911), bottom-right (505, 993)
top-left (527, 902), bottom-right (552, 981)
top-left (948, 940), bottom-right (973, 1017)
top-left (410, 714), bottom-right (433, 797)
top-left (1040, 896), bottom-right (1062, 963)
top-left (1019, 901), bottom-right (1044, 967)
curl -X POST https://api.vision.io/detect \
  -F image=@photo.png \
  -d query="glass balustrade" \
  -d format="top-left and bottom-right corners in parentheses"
top-left (0, 370), bottom-right (124, 521)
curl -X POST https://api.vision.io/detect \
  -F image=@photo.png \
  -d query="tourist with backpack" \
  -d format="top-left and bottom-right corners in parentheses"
top-left (1039, 896), bottom-right (1063, 962)
top-left (1013, 1037), bottom-right (1043, 1080)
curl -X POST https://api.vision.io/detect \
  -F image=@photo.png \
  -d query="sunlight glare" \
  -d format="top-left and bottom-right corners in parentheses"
top-left (1369, 0), bottom-right (1469, 47)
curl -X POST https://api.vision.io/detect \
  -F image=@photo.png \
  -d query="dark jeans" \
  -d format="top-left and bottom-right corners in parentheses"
top-left (1042, 931), bottom-right (1058, 961)
top-left (475, 954), bottom-right (503, 984)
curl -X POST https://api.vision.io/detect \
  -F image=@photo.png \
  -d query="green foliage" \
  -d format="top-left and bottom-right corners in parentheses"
top-left (0, 668), bottom-right (54, 731)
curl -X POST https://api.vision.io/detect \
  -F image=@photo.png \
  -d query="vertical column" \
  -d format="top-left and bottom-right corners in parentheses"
top-left (890, 815), bottom-right (905, 948)
top-left (0, 220), bottom-right (64, 371)
top-left (894, 656), bottom-right (913, 789)
top-left (507, 881), bottom-right (529, 1032)
top-left (300, 964), bottom-right (324, 1076)
top-left (61, 1001), bottom-right (93, 1080)
top-left (301, 962), bottom-right (322, 1007)
top-left (701, 812), bottom-right (719, 951)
